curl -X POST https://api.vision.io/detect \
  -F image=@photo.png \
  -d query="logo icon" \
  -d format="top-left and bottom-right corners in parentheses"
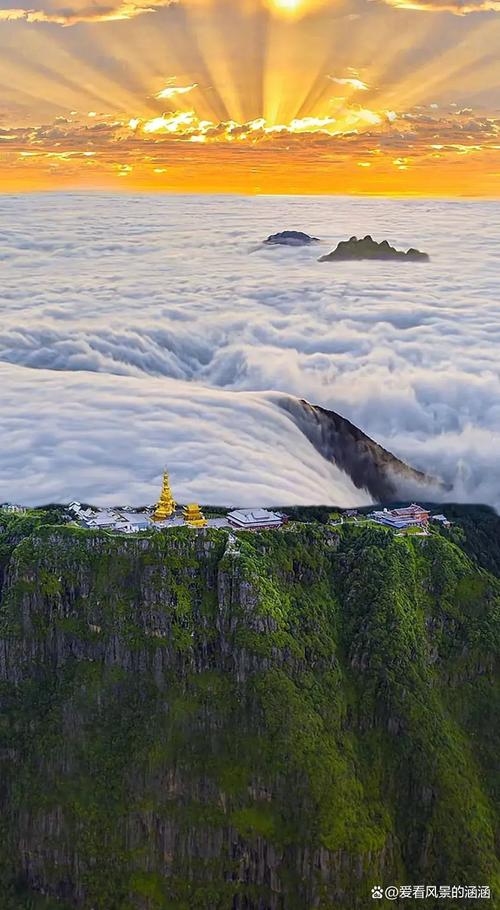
top-left (371, 886), bottom-right (383, 899)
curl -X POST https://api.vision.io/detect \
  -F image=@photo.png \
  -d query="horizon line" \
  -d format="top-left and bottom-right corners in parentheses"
top-left (0, 188), bottom-right (499, 202)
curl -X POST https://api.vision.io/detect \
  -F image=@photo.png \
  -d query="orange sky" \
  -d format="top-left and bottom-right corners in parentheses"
top-left (0, 0), bottom-right (499, 194)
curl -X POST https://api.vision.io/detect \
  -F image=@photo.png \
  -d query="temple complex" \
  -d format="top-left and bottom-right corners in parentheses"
top-left (153, 471), bottom-right (176, 522)
top-left (183, 503), bottom-right (207, 528)
top-left (369, 503), bottom-right (429, 530)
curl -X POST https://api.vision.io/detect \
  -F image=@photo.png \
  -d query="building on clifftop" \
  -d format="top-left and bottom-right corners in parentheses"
top-left (183, 504), bottom-right (208, 528)
top-left (227, 508), bottom-right (285, 531)
top-left (369, 503), bottom-right (430, 530)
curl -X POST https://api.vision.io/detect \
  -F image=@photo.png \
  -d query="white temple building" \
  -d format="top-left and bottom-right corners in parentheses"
top-left (227, 508), bottom-right (285, 530)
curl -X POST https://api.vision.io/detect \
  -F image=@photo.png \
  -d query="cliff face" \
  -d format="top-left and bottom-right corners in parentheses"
top-left (0, 518), bottom-right (498, 910)
top-left (278, 397), bottom-right (445, 502)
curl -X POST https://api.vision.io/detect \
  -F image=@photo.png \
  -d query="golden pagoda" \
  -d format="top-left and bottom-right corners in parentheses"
top-left (183, 503), bottom-right (207, 529)
top-left (153, 471), bottom-right (176, 522)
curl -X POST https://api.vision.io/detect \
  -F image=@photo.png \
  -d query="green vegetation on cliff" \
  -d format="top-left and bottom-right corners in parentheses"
top-left (0, 513), bottom-right (498, 909)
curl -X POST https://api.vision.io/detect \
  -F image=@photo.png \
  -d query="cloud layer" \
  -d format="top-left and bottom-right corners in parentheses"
top-left (0, 365), bottom-right (372, 507)
top-left (0, 193), bottom-right (499, 508)
top-left (0, 0), bottom-right (176, 25)
top-left (0, 0), bottom-right (498, 23)
top-left (383, 0), bottom-right (500, 12)
top-left (1, 104), bottom-right (498, 196)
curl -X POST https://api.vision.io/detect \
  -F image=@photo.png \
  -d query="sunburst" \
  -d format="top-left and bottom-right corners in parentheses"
top-left (272, 0), bottom-right (302, 9)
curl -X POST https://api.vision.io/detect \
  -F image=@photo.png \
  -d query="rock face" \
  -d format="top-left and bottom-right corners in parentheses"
top-left (319, 235), bottom-right (429, 262)
top-left (0, 517), bottom-right (498, 909)
top-left (264, 230), bottom-right (320, 246)
top-left (279, 396), bottom-right (445, 501)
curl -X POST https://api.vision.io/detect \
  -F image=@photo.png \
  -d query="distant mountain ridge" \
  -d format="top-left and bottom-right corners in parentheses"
top-left (279, 396), bottom-right (445, 501)
top-left (319, 235), bottom-right (429, 261)
top-left (263, 230), bottom-right (320, 245)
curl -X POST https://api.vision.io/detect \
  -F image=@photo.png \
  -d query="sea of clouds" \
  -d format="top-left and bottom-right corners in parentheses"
top-left (0, 192), bottom-right (499, 508)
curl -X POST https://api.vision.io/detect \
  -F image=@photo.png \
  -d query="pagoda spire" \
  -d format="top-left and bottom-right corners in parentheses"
top-left (153, 470), bottom-right (176, 522)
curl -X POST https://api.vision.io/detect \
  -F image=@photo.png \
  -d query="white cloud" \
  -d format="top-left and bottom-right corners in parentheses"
top-left (0, 365), bottom-right (372, 507)
top-left (155, 83), bottom-right (198, 100)
top-left (329, 76), bottom-right (369, 91)
top-left (0, 192), bottom-right (499, 509)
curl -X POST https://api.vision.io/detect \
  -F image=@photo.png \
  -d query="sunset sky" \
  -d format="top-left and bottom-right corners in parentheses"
top-left (0, 0), bottom-right (499, 194)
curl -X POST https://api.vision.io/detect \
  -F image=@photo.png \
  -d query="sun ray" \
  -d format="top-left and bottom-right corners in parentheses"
top-left (0, 0), bottom-right (498, 195)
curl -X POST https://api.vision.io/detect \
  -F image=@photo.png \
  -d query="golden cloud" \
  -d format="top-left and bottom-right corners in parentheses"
top-left (131, 107), bottom-right (391, 138)
top-left (0, 0), bottom-right (337, 26)
top-left (1, 104), bottom-right (499, 194)
top-left (1, 0), bottom-right (499, 27)
top-left (381, 0), bottom-right (500, 11)
top-left (0, 0), bottom-right (176, 25)
top-left (3, 104), bottom-right (498, 151)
